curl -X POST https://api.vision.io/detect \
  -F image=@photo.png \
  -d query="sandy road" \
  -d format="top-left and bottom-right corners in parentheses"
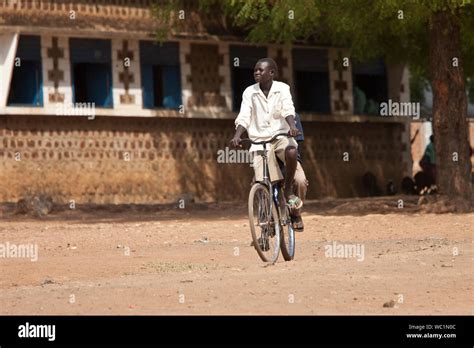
top-left (0, 197), bottom-right (472, 315)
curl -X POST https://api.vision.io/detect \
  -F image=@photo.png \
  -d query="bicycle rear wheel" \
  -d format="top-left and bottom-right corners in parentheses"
top-left (280, 203), bottom-right (295, 261)
top-left (248, 183), bottom-right (280, 263)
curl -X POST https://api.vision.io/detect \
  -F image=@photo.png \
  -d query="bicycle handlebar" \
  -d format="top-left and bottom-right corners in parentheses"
top-left (239, 132), bottom-right (296, 145)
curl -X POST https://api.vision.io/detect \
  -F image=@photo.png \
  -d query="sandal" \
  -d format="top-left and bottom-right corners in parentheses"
top-left (291, 215), bottom-right (304, 232)
top-left (286, 194), bottom-right (303, 210)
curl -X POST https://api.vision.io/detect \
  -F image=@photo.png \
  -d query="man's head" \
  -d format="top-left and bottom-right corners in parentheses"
top-left (254, 58), bottom-right (278, 84)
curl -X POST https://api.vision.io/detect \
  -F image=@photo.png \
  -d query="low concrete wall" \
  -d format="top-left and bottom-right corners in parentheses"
top-left (1, 115), bottom-right (406, 204)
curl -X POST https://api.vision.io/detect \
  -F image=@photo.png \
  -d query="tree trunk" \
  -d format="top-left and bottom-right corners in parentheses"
top-left (429, 10), bottom-right (472, 211)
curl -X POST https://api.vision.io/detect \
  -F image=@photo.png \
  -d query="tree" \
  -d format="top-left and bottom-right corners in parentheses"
top-left (153, 0), bottom-right (474, 210)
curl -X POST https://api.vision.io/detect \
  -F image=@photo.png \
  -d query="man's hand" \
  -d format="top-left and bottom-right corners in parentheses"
top-left (230, 125), bottom-right (246, 148)
top-left (285, 115), bottom-right (300, 137)
top-left (230, 136), bottom-right (242, 148)
top-left (288, 126), bottom-right (300, 137)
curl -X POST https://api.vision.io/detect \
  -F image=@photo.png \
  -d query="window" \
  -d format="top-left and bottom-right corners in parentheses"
top-left (7, 35), bottom-right (43, 106)
top-left (229, 45), bottom-right (267, 112)
top-left (352, 59), bottom-right (388, 115)
top-left (140, 41), bottom-right (182, 109)
top-left (292, 48), bottom-right (330, 114)
top-left (70, 38), bottom-right (113, 107)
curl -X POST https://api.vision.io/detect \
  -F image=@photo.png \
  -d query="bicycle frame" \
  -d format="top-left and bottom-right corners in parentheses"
top-left (257, 141), bottom-right (275, 217)
top-left (244, 132), bottom-right (294, 224)
top-left (241, 132), bottom-right (297, 262)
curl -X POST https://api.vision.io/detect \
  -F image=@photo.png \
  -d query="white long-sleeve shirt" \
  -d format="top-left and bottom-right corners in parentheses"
top-left (235, 80), bottom-right (296, 150)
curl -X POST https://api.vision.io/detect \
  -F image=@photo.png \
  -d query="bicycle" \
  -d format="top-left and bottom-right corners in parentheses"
top-left (240, 132), bottom-right (296, 263)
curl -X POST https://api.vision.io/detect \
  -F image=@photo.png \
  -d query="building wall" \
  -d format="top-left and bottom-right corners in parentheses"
top-left (1, 115), bottom-right (405, 204)
top-left (0, 0), bottom-right (157, 34)
top-left (0, 115), bottom-right (250, 204)
top-left (0, 4), bottom-right (415, 204)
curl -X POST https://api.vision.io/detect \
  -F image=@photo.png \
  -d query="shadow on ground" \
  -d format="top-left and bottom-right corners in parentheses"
top-left (1, 194), bottom-right (463, 224)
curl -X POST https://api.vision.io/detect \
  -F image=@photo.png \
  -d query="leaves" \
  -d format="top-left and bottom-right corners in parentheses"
top-left (410, 70), bottom-right (430, 104)
top-left (150, 0), bottom-right (474, 77)
top-left (468, 78), bottom-right (474, 103)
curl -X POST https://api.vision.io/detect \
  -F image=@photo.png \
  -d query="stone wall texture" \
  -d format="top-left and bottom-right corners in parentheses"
top-left (1, 115), bottom-right (410, 204)
top-left (0, 0), bottom-right (238, 38)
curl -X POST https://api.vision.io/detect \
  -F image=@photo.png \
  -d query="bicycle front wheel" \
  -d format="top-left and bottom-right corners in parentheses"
top-left (248, 183), bottom-right (280, 263)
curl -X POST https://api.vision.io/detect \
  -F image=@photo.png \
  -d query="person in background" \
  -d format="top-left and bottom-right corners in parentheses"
top-left (291, 113), bottom-right (309, 231)
top-left (419, 134), bottom-right (436, 185)
top-left (353, 86), bottom-right (366, 115)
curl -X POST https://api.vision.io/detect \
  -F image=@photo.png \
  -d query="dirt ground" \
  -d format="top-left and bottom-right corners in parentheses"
top-left (0, 196), bottom-right (472, 315)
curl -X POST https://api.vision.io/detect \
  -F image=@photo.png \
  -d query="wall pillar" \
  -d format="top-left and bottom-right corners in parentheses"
top-left (112, 38), bottom-right (142, 109)
top-left (41, 35), bottom-right (72, 109)
top-left (328, 48), bottom-right (353, 115)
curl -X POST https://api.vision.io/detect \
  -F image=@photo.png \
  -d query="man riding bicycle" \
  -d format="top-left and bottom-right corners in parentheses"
top-left (230, 58), bottom-right (306, 231)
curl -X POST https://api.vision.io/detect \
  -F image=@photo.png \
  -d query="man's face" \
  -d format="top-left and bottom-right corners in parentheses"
top-left (254, 61), bottom-right (273, 84)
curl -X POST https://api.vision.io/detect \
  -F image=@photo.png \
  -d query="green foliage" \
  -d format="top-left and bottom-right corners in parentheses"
top-left (150, 0), bottom-right (179, 43)
top-left (151, 0), bottom-right (474, 78)
top-left (409, 68), bottom-right (430, 104)
top-left (196, 0), bottom-right (322, 44)
top-left (322, 1), bottom-right (429, 64)
top-left (468, 78), bottom-right (474, 103)
top-left (460, 5), bottom-right (474, 79)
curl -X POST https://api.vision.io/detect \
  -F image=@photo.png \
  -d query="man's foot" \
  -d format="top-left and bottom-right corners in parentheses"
top-left (286, 194), bottom-right (303, 210)
top-left (291, 214), bottom-right (304, 232)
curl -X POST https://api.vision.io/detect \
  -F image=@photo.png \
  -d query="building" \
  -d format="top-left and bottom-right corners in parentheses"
top-left (1, 0), bottom-right (467, 205)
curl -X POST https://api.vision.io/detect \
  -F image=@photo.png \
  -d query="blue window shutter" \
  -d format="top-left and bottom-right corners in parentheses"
top-left (293, 48), bottom-right (328, 72)
top-left (75, 63), bottom-right (111, 107)
top-left (139, 41), bottom-right (179, 65)
top-left (69, 38), bottom-right (113, 107)
top-left (162, 65), bottom-right (182, 109)
top-left (139, 41), bottom-right (181, 109)
top-left (231, 68), bottom-right (255, 112)
top-left (70, 38), bottom-right (111, 63)
top-left (105, 65), bottom-right (113, 107)
top-left (292, 48), bottom-right (330, 114)
top-left (295, 71), bottom-right (330, 113)
top-left (16, 35), bottom-right (41, 61)
top-left (141, 64), bottom-right (154, 108)
top-left (7, 35), bottom-right (43, 106)
top-left (33, 61), bottom-right (43, 106)
top-left (8, 62), bottom-right (35, 105)
top-left (86, 65), bottom-right (102, 105)
top-left (352, 59), bottom-right (386, 75)
top-left (229, 45), bottom-right (267, 69)
top-left (229, 45), bottom-right (267, 111)
top-left (8, 60), bottom-right (43, 106)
